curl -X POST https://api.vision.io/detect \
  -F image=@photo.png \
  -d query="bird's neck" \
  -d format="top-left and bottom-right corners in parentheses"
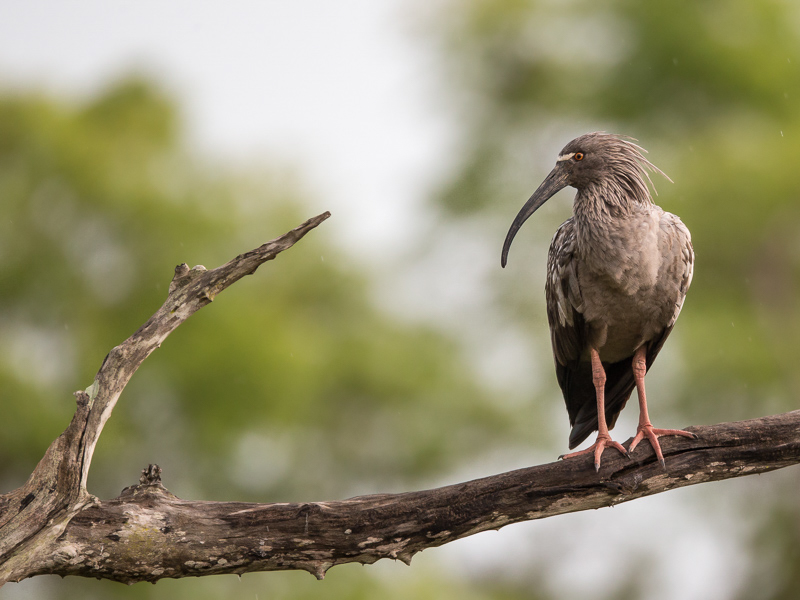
top-left (572, 181), bottom-right (656, 263)
top-left (573, 177), bottom-right (652, 222)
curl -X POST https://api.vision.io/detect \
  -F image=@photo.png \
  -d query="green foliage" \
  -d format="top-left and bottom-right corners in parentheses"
top-left (0, 77), bottom-right (511, 514)
top-left (22, 561), bottom-right (551, 600)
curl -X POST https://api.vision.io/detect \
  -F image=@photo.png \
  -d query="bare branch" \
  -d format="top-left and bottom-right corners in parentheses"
top-left (17, 411), bottom-right (800, 584)
top-left (0, 212), bottom-right (330, 585)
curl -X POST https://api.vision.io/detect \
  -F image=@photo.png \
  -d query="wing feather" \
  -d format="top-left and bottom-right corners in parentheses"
top-left (545, 219), bottom-right (585, 368)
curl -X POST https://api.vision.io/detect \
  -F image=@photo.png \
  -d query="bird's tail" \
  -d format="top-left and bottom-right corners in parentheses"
top-left (564, 359), bottom-right (637, 449)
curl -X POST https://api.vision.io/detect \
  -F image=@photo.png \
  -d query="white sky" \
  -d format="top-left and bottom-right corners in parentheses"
top-left (0, 0), bottom-right (450, 257)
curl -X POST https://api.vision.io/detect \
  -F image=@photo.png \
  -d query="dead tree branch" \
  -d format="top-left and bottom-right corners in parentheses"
top-left (16, 410), bottom-right (800, 583)
top-left (1, 209), bottom-right (799, 587)
top-left (0, 212), bottom-right (330, 585)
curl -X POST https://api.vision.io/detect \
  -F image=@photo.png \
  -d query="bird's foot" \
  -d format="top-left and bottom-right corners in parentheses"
top-left (559, 434), bottom-right (628, 472)
top-left (628, 425), bottom-right (698, 469)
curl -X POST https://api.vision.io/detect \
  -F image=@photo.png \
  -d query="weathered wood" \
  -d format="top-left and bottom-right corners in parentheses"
top-left (1, 207), bottom-right (799, 587)
top-left (0, 212), bottom-right (331, 585)
top-left (19, 411), bottom-right (800, 584)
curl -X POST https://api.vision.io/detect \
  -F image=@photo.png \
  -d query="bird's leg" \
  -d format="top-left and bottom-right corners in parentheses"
top-left (560, 348), bottom-right (628, 471)
top-left (628, 345), bottom-right (697, 469)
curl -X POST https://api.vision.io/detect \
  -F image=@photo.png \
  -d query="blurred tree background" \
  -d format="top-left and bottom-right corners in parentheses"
top-left (3, 1), bottom-right (800, 599)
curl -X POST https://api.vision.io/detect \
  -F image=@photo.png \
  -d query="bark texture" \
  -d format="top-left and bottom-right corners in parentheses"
top-left (21, 411), bottom-right (800, 583)
top-left (0, 212), bottom-right (330, 585)
top-left (1, 210), bottom-right (798, 586)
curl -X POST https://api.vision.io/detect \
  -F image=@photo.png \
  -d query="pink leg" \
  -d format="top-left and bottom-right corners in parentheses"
top-left (560, 348), bottom-right (628, 472)
top-left (628, 345), bottom-right (697, 469)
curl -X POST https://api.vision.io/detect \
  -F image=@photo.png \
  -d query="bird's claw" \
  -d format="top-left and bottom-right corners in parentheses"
top-left (629, 425), bottom-right (697, 469)
top-left (560, 434), bottom-right (628, 471)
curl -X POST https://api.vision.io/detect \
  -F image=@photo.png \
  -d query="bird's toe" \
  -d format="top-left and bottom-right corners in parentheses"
top-left (629, 424), bottom-right (696, 468)
top-left (561, 434), bottom-right (628, 472)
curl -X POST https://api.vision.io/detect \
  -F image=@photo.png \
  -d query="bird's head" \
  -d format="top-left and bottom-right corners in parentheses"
top-left (501, 132), bottom-right (669, 267)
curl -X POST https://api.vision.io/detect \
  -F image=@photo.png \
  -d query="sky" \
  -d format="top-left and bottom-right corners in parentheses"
top-left (0, 0), bottom-right (450, 258)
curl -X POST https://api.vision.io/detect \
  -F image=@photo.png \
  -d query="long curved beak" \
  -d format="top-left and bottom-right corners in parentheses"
top-left (501, 165), bottom-right (569, 267)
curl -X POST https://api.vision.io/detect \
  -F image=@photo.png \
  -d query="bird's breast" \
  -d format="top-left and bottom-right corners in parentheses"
top-left (577, 209), bottom-right (663, 293)
top-left (574, 208), bottom-right (676, 360)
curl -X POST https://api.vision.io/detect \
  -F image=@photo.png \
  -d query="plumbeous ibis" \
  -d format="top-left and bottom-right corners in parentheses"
top-left (501, 132), bottom-right (696, 471)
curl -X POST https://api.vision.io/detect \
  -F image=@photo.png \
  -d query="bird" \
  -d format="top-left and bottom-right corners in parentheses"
top-left (501, 132), bottom-right (696, 471)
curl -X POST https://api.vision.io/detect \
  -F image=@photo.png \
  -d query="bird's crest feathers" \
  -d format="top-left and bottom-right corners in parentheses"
top-left (565, 132), bottom-right (672, 203)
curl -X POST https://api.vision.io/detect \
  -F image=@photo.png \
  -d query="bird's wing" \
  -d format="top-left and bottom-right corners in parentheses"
top-left (645, 213), bottom-right (694, 362)
top-left (668, 216), bottom-right (694, 328)
top-left (545, 219), bottom-right (596, 440)
top-left (545, 218), bottom-right (586, 368)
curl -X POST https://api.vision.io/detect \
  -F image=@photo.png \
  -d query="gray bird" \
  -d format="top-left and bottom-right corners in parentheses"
top-left (501, 132), bottom-right (696, 471)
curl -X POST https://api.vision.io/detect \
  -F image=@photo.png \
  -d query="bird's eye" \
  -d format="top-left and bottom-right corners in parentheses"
top-left (574, 152), bottom-right (584, 161)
